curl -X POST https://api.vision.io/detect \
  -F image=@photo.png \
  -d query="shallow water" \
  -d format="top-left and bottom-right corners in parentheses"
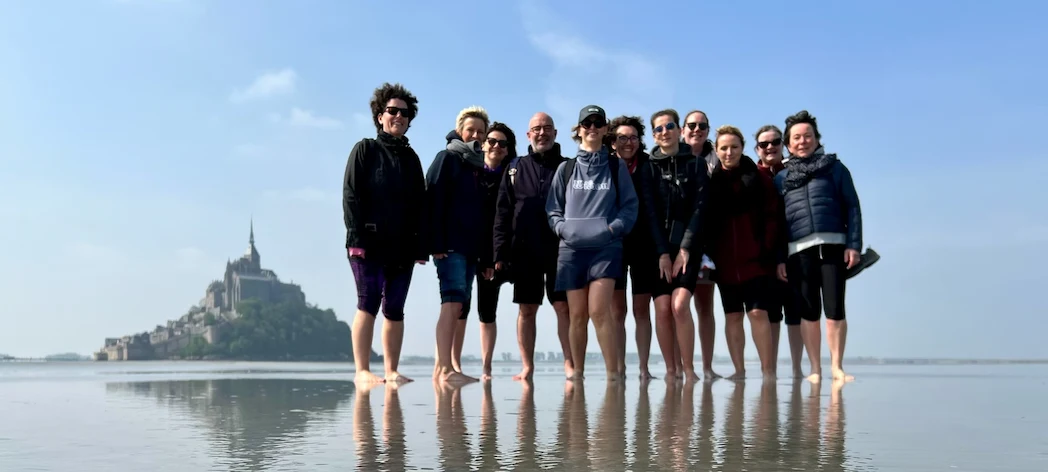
top-left (0, 361), bottom-right (1045, 471)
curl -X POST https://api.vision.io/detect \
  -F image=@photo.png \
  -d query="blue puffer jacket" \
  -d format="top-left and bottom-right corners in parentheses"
top-left (773, 148), bottom-right (862, 251)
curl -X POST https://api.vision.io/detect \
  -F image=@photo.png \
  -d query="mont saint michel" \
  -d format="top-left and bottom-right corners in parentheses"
top-left (94, 221), bottom-right (360, 362)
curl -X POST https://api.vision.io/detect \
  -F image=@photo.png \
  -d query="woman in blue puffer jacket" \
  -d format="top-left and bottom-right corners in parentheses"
top-left (773, 110), bottom-right (862, 384)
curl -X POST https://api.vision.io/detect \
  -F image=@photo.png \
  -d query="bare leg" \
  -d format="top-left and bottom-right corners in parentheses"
top-left (383, 318), bottom-right (411, 383)
top-left (513, 304), bottom-right (538, 381)
top-left (747, 309), bottom-right (776, 380)
top-left (694, 284), bottom-right (720, 379)
top-left (671, 288), bottom-right (699, 381)
top-left (827, 319), bottom-right (853, 382)
top-left (633, 294), bottom-right (654, 380)
top-left (553, 301), bottom-right (574, 378)
top-left (352, 309), bottom-right (384, 384)
top-left (436, 302), bottom-right (477, 384)
top-left (770, 321), bottom-right (781, 376)
top-left (653, 295), bottom-right (676, 380)
top-left (801, 318), bottom-right (822, 383)
top-left (451, 319), bottom-right (467, 373)
top-left (724, 312), bottom-right (746, 380)
top-left (588, 278), bottom-right (619, 380)
top-left (788, 324), bottom-right (804, 378)
top-left (566, 288), bottom-right (590, 380)
top-left (480, 321), bottom-right (496, 381)
top-left (612, 289), bottom-right (628, 378)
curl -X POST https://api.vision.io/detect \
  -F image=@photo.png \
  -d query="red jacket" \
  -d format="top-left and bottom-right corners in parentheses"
top-left (705, 156), bottom-right (783, 285)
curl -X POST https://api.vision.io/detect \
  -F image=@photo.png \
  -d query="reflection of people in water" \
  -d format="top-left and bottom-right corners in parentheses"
top-left (433, 382), bottom-right (472, 470)
top-left (382, 384), bottom-right (407, 472)
top-left (592, 381), bottom-right (627, 471)
top-left (476, 381), bottom-right (500, 471)
top-left (513, 382), bottom-right (538, 466)
top-left (352, 383), bottom-right (381, 472)
top-left (551, 380), bottom-right (590, 470)
top-left (632, 378), bottom-right (654, 471)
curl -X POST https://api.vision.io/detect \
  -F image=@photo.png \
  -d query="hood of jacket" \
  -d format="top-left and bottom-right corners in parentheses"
top-left (575, 145), bottom-right (611, 167)
top-left (445, 130), bottom-right (485, 169)
top-left (651, 142), bottom-right (694, 161)
top-left (377, 131), bottom-right (410, 148)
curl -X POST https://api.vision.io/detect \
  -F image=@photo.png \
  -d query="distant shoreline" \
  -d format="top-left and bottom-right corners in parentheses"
top-left (3, 356), bottom-right (1048, 365)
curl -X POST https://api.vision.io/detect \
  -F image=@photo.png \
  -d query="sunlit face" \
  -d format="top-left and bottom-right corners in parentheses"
top-left (755, 130), bottom-right (784, 165)
top-left (682, 111), bottom-right (710, 149)
top-left (787, 123), bottom-right (819, 158)
top-left (458, 117), bottom-right (487, 143)
top-left (651, 114), bottom-right (680, 149)
top-left (483, 130), bottom-right (509, 164)
top-left (379, 98), bottom-right (413, 137)
top-left (611, 125), bottom-right (640, 159)
top-left (526, 113), bottom-right (556, 153)
top-left (577, 115), bottom-right (608, 146)
top-left (716, 134), bottom-right (743, 169)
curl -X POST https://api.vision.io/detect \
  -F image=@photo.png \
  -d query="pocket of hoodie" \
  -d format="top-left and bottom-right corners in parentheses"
top-left (560, 217), bottom-right (612, 247)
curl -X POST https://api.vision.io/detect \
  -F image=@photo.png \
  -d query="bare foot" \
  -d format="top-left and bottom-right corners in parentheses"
top-left (512, 368), bottom-right (533, 382)
top-left (762, 370), bottom-right (777, 382)
top-left (356, 380), bottom-right (382, 394)
top-left (807, 372), bottom-right (822, 384)
top-left (831, 368), bottom-right (854, 382)
top-left (385, 372), bottom-right (413, 384)
top-left (638, 370), bottom-right (654, 381)
top-left (683, 369), bottom-right (700, 382)
top-left (355, 371), bottom-right (385, 385)
top-left (605, 370), bottom-right (621, 381)
top-left (481, 368), bottom-right (493, 381)
top-left (566, 372), bottom-right (584, 382)
top-left (726, 371), bottom-right (746, 381)
top-left (452, 362), bottom-right (463, 374)
top-left (703, 369), bottom-right (722, 381)
top-left (563, 360), bottom-right (576, 379)
top-left (665, 370), bottom-right (678, 381)
top-left (792, 368), bottom-right (805, 379)
top-left (442, 370), bottom-right (479, 385)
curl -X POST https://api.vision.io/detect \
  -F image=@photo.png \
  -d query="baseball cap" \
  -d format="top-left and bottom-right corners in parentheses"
top-left (578, 105), bottom-right (606, 124)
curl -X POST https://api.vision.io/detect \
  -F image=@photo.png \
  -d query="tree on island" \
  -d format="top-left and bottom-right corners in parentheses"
top-left (179, 299), bottom-right (380, 362)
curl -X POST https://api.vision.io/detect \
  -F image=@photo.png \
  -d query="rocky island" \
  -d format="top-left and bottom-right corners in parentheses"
top-left (94, 221), bottom-right (378, 362)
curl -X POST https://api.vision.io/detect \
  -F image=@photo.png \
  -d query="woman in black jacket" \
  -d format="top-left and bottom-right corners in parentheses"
top-left (342, 82), bottom-right (428, 386)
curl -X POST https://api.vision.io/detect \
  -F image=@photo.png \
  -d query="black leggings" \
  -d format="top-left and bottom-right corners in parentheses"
top-left (460, 272), bottom-right (503, 324)
top-left (787, 244), bottom-right (846, 322)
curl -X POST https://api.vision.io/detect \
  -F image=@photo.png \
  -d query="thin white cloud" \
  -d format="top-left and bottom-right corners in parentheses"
top-left (288, 108), bottom-right (343, 129)
top-left (229, 68), bottom-right (297, 103)
top-left (518, 0), bottom-right (671, 125)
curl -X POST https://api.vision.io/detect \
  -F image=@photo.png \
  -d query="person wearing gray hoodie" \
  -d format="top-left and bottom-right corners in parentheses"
top-left (545, 105), bottom-right (639, 381)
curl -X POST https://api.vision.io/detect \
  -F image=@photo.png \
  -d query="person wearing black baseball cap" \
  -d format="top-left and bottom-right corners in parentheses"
top-left (546, 104), bottom-right (639, 381)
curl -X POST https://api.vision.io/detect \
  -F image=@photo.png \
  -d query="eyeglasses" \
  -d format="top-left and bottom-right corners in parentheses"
top-left (580, 118), bottom-right (606, 129)
top-left (616, 135), bottom-right (639, 144)
top-left (385, 106), bottom-right (415, 118)
top-left (684, 122), bottom-right (709, 131)
top-left (530, 125), bottom-right (554, 134)
top-left (486, 137), bottom-right (509, 148)
top-left (653, 122), bottom-right (678, 134)
top-left (757, 138), bottom-right (783, 148)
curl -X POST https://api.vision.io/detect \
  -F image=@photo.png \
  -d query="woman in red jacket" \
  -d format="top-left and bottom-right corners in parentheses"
top-left (705, 125), bottom-right (782, 381)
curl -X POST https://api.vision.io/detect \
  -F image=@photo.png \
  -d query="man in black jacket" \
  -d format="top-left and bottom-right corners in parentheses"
top-left (492, 111), bottom-right (573, 381)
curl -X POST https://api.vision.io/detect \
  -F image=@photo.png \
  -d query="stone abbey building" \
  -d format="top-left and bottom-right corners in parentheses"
top-left (95, 221), bottom-right (305, 361)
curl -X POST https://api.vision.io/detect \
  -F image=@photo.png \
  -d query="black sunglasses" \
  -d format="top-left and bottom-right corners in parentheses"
top-left (580, 118), bottom-right (606, 129)
top-left (653, 122), bottom-right (677, 134)
top-left (384, 106), bottom-right (415, 118)
top-left (758, 138), bottom-right (783, 148)
top-left (486, 137), bottom-right (509, 148)
top-left (684, 122), bottom-right (709, 131)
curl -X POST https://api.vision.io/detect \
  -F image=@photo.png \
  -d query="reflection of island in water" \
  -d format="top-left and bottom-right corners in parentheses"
top-left (106, 378), bottom-right (353, 470)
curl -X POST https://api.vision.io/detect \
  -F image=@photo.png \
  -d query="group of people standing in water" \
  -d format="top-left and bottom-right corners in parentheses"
top-left (343, 82), bottom-right (869, 387)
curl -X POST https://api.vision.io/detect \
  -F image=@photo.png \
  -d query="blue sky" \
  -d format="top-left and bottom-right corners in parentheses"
top-left (1, 0), bottom-right (1046, 359)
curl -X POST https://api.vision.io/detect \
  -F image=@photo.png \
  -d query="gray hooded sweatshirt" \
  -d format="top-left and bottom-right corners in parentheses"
top-left (545, 146), bottom-right (639, 250)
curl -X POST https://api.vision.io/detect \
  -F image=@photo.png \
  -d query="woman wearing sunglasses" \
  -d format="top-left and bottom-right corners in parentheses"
top-left (681, 110), bottom-right (721, 380)
top-left (642, 108), bottom-right (709, 382)
top-left (546, 105), bottom-right (639, 381)
top-left (753, 124), bottom-right (805, 379)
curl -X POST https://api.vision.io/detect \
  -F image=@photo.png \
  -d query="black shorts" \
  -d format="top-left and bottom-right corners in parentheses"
top-left (509, 255), bottom-right (566, 305)
top-left (651, 249), bottom-right (702, 298)
top-left (717, 275), bottom-right (773, 314)
top-left (765, 278), bottom-right (800, 325)
top-left (615, 247), bottom-right (658, 295)
top-left (787, 244), bottom-right (846, 322)
top-left (460, 271), bottom-right (505, 324)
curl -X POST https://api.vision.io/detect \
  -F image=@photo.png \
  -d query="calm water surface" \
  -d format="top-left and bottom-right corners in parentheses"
top-left (1, 361), bottom-right (1045, 471)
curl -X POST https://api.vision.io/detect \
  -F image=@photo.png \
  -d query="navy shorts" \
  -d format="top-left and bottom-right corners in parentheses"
top-left (555, 245), bottom-right (624, 292)
top-left (614, 247), bottom-right (657, 295)
top-left (717, 275), bottom-right (773, 315)
top-left (434, 252), bottom-right (476, 305)
top-left (349, 256), bottom-right (415, 321)
top-left (766, 278), bottom-right (800, 325)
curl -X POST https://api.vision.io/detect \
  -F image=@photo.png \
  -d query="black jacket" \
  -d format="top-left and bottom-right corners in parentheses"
top-left (425, 131), bottom-right (487, 259)
top-left (644, 143), bottom-right (710, 255)
top-left (621, 152), bottom-right (659, 259)
top-left (342, 132), bottom-right (427, 264)
top-left (492, 143), bottom-right (567, 265)
top-left (478, 158), bottom-right (509, 269)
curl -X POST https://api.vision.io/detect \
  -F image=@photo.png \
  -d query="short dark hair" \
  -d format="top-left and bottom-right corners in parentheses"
top-left (369, 82), bottom-right (419, 133)
top-left (649, 109), bottom-right (680, 129)
top-left (605, 115), bottom-right (647, 152)
top-left (487, 121), bottom-right (518, 160)
top-left (784, 110), bottom-right (821, 143)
